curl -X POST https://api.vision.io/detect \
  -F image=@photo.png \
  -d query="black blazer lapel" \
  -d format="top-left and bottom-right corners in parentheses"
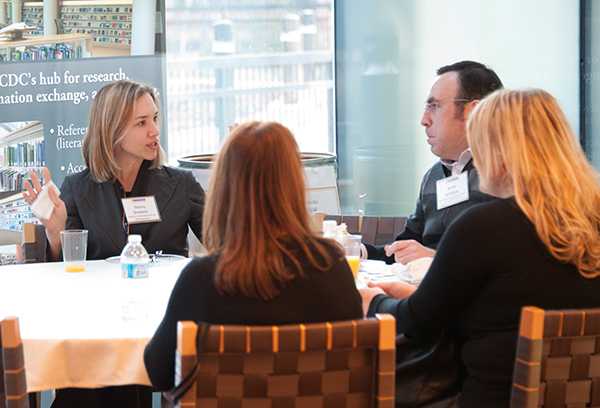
top-left (131, 167), bottom-right (179, 238)
top-left (145, 167), bottom-right (178, 217)
top-left (80, 180), bottom-right (126, 252)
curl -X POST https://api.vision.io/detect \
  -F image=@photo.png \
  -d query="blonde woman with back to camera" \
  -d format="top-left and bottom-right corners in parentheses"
top-left (360, 89), bottom-right (600, 407)
top-left (144, 121), bottom-right (363, 390)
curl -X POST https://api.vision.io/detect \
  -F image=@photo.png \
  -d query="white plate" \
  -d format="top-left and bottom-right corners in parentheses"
top-left (105, 254), bottom-right (186, 265)
top-left (356, 257), bottom-right (432, 287)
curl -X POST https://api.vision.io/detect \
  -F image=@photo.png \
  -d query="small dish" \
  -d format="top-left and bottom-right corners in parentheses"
top-left (105, 253), bottom-right (186, 264)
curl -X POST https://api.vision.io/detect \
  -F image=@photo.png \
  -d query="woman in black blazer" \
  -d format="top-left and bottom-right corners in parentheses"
top-left (23, 80), bottom-right (204, 261)
top-left (23, 80), bottom-right (205, 408)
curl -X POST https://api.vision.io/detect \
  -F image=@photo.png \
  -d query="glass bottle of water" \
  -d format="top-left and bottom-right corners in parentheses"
top-left (120, 234), bottom-right (149, 279)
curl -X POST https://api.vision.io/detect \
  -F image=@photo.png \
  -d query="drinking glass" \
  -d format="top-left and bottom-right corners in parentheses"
top-left (343, 234), bottom-right (362, 278)
top-left (60, 230), bottom-right (88, 272)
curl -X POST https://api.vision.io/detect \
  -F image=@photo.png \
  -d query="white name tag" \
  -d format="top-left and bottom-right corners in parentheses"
top-left (122, 196), bottom-right (161, 224)
top-left (436, 172), bottom-right (470, 210)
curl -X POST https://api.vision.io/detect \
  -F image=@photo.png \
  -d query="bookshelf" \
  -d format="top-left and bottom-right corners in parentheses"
top-left (61, 1), bottom-right (133, 51)
top-left (0, 192), bottom-right (36, 233)
top-left (0, 191), bottom-right (34, 264)
top-left (22, 2), bottom-right (43, 36)
top-left (0, 122), bottom-right (44, 193)
top-left (0, 33), bottom-right (92, 62)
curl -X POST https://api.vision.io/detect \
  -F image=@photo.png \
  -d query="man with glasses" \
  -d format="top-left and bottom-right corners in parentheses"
top-left (365, 61), bottom-right (503, 264)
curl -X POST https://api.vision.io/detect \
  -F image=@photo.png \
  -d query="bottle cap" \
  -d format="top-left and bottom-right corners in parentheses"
top-left (127, 234), bottom-right (142, 243)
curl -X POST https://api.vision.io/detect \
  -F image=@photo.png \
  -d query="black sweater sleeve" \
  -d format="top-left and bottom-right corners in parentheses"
top-left (144, 257), bottom-right (210, 391)
top-left (368, 204), bottom-right (496, 339)
top-left (144, 247), bottom-right (363, 390)
top-left (61, 175), bottom-right (84, 231)
top-left (185, 171), bottom-right (205, 243)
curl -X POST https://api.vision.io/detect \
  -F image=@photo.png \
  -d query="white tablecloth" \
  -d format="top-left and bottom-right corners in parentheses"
top-left (356, 258), bottom-right (432, 288)
top-left (0, 258), bottom-right (188, 392)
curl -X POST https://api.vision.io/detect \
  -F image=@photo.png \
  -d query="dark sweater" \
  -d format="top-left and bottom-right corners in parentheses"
top-left (366, 160), bottom-right (493, 263)
top-left (368, 197), bottom-right (600, 407)
top-left (144, 242), bottom-right (363, 391)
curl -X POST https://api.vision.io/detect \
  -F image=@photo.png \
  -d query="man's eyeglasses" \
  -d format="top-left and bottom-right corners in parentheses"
top-left (424, 98), bottom-right (472, 113)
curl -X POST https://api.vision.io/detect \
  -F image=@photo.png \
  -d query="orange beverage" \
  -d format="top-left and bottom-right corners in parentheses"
top-left (346, 256), bottom-right (361, 278)
top-left (65, 263), bottom-right (85, 273)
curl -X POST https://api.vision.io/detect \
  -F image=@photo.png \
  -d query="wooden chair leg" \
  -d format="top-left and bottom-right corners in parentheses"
top-left (29, 392), bottom-right (41, 408)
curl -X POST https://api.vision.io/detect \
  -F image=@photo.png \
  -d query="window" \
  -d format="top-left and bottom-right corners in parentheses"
top-left (335, 0), bottom-right (579, 216)
top-left (164, 0), bottom-right (335, 161)
top-left (582, 0), bottom-right (600, 170)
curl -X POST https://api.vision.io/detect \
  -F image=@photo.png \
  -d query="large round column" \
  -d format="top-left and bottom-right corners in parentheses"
top-left (131, 0), bottom-right (155, 55)
top-left (0, 2), bottom-right (8, 26)
top-left (11, 0), bottom-right (22, 23)
top-left (43, 0), bottom-right (58, 35)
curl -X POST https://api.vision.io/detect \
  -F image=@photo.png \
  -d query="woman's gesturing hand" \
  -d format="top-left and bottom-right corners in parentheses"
top-left (23, 167), bottom-right (67, 236)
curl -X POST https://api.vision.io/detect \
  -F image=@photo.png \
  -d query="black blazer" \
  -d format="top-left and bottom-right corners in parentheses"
top-left (60, 162), bottom-right (204, 260)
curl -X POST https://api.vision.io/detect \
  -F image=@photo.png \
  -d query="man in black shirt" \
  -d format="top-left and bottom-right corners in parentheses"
top-left (365, 61), bottom-right (503, 264)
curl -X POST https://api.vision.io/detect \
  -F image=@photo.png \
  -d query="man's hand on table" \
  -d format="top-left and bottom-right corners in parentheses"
top-left (358, 281), bottom-right (417, 316)
top-left (359, 286), bottom-right (385, 316)
top-left (369, 281), bottom-right (417, 299)
top-left (384, 239), bottom-right (435, 264)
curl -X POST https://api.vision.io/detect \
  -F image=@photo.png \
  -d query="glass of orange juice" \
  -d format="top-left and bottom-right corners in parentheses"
top-left (60, 230), bottom-right (88, 272)
top-left (343, 234), bottom-right (362, 279)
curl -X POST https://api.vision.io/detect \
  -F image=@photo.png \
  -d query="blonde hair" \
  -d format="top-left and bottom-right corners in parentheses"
top-left (467, 89), bottom-right (600, 277)
top-left (82, 80), bottom-right (165, 182)
top-left (203, 121), bottom-right (341, 300)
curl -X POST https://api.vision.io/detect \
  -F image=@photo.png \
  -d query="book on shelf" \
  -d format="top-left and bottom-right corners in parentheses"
top-left (22, 5), bottom-right (43, 36)
top-left (0, 167), bottom-right (44, 193)
top-left (0, 43), bottom-right (84, 62)
top-left (0, 191), bottom-right (38, 232)
top-left (61, 4), bottom-right (132, 47)
top-left (2, 139), bottom-right (45, 168)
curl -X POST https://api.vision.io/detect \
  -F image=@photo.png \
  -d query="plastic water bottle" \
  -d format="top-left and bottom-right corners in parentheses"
top-left (120, 235), bottom-right (149, 324)
top-left (120, 234), bottom-right (149, 279)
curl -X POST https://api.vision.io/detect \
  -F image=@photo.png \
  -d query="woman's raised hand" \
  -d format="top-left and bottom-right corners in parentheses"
top-left (23, 167), bottom-right (67, 236)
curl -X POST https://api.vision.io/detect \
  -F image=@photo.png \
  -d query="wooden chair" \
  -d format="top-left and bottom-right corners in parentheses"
top-left (314, 213), bottom-right (407, 246)
top-left (174, 315), bottom-right (396, 408)
top-left (0, 317), bottom-right (29, 408)
top-left (511, 306), bottom-right (600, 407)
top-left (323, 215), bottom-right (361, 235)
top-left (360, 217), bottom-right (406, 246)
top-left (20, 224), bottom-right (46, 264)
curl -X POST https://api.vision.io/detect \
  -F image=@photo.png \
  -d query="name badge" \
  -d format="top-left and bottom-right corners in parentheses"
top-left (436, 172), bottom-right (469, 210)
top-left (122, 196), bottom-right (161, 224)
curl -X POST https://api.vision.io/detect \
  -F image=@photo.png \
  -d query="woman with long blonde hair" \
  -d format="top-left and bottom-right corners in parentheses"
top-left (145, 121), bottom-right (362, 390)
top-left (469, 89), bottom-right (600, 276)
top-left (361, 89), bottom-right (600, 407)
